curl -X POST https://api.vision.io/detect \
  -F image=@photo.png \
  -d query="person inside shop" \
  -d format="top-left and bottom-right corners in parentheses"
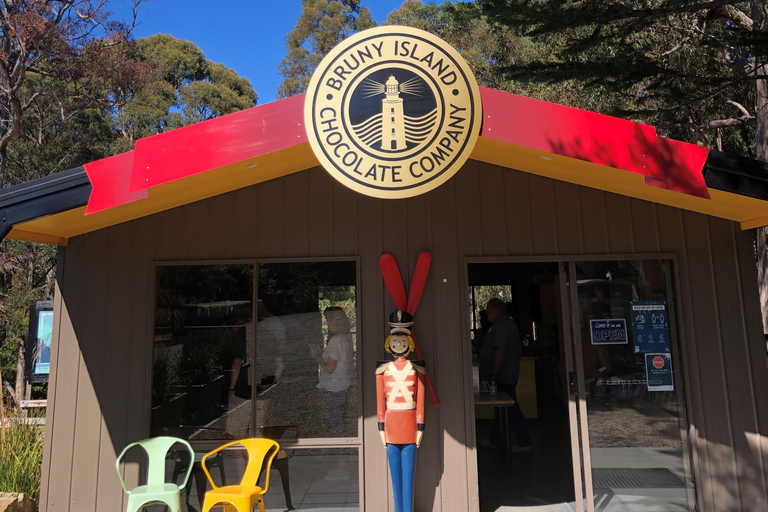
top-left (472, 309), bottom-right (491, 357)
top-left (310, 306), bottom-right (354, 435)
top-left (480, 298), bottom-right (531, 452)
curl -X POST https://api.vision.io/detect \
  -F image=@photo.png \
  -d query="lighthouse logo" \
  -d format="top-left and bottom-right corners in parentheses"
top-left (304, 26), bottom-right (482, 199)
top-left (351, 72), bottom-right (436, 153)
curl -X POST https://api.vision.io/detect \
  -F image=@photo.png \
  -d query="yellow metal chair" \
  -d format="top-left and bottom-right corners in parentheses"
top-left (201, 438), bottom-right (280, 512)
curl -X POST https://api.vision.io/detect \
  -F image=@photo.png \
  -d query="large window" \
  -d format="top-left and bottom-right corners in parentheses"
top-left (151, 260), bottom-right (360, 511)
top-left (257, 261), bottom-right (358, 439)
top-left (151, 261), bottom-right (359, 442)
top-left (151, 264), bottom-right (255, 441)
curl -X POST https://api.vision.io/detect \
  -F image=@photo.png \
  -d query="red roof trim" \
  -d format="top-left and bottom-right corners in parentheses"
top-left (83, 152), bottom-right (146, 215)
top-left (478, 88), bottom-right (710, 199)
top-left (83, 87), bottom-right (710, 214)
top-left (128, 93), bottom-right (306, 193)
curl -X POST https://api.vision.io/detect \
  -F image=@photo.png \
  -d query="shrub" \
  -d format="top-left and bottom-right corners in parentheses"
top-left (0, 403), bottom-right (44, 501)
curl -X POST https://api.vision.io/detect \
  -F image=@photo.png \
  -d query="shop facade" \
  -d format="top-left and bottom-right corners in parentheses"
top-left (2, 27), bottom-right (768, 512)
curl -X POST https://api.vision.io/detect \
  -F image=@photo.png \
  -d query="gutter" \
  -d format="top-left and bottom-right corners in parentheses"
top-left (0, 166), bottom-right (91, 241)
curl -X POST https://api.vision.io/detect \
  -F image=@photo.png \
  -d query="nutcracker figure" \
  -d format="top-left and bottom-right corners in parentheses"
top-left (376, 311), bottom-right (426, 512)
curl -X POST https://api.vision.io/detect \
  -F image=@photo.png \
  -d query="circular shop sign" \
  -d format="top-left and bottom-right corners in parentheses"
top-left (304, 26), bottom-right (482, 199)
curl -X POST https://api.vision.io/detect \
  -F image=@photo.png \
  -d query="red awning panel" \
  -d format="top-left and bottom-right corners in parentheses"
top-left (83, 87), bottom-right (711, 216)
top-left (478, 88), bottom-right (710, 199)
top-left (85, 94), bottom-right (307, 214)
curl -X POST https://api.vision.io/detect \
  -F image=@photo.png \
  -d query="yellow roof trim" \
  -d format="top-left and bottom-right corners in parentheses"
top-left (7, 136), bottom-right (768, 245)
top-left (8, 144), bottom-right (318, 244)
top-left (471, 137), bottom-right (768, 227)
top-left (7, 229), bottom-right (68, 246)
top-left (740, 215), bottom-right (768, 231)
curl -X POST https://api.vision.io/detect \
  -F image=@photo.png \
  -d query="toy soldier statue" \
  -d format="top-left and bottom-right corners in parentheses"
top-left (376, 311), bottom-right (426, 512)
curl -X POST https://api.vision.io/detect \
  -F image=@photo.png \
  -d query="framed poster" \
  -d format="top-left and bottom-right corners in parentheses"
top-left (27, 300), bottom-right (53, 384)
top-left (631, 301), bottom-right (671, 353)
top-left (645, 353), bottom-right (674, 392)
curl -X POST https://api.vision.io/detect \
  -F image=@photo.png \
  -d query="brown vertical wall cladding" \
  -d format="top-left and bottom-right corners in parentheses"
top-left (42, 162), bottom-right (768, 512)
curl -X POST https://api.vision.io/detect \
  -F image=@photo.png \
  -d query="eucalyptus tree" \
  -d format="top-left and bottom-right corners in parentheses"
top-left (1, 30), bottom-right (256, 407)
top-left (476, 0), bottom-right (768, 331)
top-left (0, 0), bottom-right (143, 186)
top-left (277, 0), bottom-right (376, 98)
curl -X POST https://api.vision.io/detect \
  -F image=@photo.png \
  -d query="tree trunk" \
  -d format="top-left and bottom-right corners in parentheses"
top-left (15, 335), bottom-right (25, 407)
top-left (0, 145), bottom-right (6, 188)
top-left (752, 1), bottom-right (768, 333)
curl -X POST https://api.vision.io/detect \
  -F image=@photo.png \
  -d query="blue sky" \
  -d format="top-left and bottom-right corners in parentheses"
top-left (114, 0), bottom-right (410, 104)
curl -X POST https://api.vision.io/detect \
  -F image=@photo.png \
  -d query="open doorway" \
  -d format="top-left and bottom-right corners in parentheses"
top-left (467, 259), bottom-right (696, 512)
top-left (468, 262), bottom-right (576, 511)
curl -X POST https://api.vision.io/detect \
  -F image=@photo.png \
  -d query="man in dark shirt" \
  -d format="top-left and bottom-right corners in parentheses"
top-left (483, 298), bottom-right (531, 451)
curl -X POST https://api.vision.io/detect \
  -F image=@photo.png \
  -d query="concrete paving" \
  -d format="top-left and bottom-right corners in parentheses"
top-left (153, 451), bottom-right (360, 512)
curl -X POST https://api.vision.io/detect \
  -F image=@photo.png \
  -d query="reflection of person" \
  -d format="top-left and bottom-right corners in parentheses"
top-left (376, 311), bottom-right (426, 512)
top-left (255, 300), bottom-right (286, 385)
top-left (310, 307), bottom-right (353, 433)
top-left (225, 319), bottom-right (251, 440)
top-left (230, 299), bottom-right (286, 396)
top-left (481, 298), bottom-right (531, 451)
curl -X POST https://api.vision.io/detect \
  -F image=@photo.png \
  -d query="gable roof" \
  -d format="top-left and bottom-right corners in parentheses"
top-left (3, 87), bottom-right (768, 246)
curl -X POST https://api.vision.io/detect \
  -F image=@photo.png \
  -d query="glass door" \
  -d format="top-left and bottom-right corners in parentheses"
top-left (467, 261), bottom-right (583, 511)
top-left (565, 259), bottom-right (696, 512)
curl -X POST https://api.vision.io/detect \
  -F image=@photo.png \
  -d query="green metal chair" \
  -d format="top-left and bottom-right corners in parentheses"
top-left (116, 436), bottom-right (195, 512)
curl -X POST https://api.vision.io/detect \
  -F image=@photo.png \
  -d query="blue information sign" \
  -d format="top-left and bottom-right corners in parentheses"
top-left (631, 301), bottom-right (670, 353)
top-left (589, 319), bottom-right (628, 345)
top-left (34, 310), bottom-right (53, 374)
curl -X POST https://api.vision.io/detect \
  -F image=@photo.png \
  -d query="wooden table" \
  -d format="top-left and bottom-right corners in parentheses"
top-left (474, 392), bottom-right (516, 461)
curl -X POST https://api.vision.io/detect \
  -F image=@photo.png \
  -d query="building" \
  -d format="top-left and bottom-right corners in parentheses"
top-left (2, 26), bottom-right (768, 512)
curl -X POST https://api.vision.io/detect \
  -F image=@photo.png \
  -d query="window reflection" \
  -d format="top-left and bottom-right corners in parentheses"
top-left (166, 447), bottom-right (360, 512)
top-left (257, 262), bottom-right (358, 438)
top-left (151, 264), bottom-right (254, 441)
top-left (576, 260), bottom-right (695, 511)
top-left (576, 260), bottom-right (686, 446)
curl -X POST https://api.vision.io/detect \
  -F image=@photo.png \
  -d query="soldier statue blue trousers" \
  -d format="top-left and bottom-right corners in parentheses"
top-left (386, 443), bottom-right (416, 512)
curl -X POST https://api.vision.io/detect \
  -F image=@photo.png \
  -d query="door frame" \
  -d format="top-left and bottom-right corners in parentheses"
top-left (460, 253), bottom-right (695, 512)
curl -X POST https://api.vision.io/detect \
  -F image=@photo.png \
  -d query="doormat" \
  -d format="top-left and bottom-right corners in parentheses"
top-left (592, 468), bottom-right (687, 488)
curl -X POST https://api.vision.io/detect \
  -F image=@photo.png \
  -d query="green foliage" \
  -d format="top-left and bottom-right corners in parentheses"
top-left (179, 62), bottom-right (257, 124)
top-left (0, 337), bottom-right (17, 394)
top-left (0, 240), bottom-right (56, 399)
top-left (0, 406), bottom-right (45, 501)
top-left (470, 285), bottom-right (512, 328)
top-left (1, 25), bottom-right (256, 402)
top-left (81, 34), bottom-right (258, 153)
top-left (475, 0), bottom-right (766, 155)
top-left (135, 34), bottom-right (208, 87)
top-left (277, 0), bottom-right (377, 98)
top-left (6, 72), bottom-right (116, 185)
top-left (173, 340), bottom-right (221, 386)
top-left (383, 1), bottom-right (609, 112)
top-left (152, 349), bottom-right (175, 406)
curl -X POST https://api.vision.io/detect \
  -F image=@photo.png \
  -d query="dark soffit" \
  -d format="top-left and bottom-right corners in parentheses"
top-left (702, 150), bottom-right (768, 201)
top-left (0, 166), bottom-right (91, 240)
